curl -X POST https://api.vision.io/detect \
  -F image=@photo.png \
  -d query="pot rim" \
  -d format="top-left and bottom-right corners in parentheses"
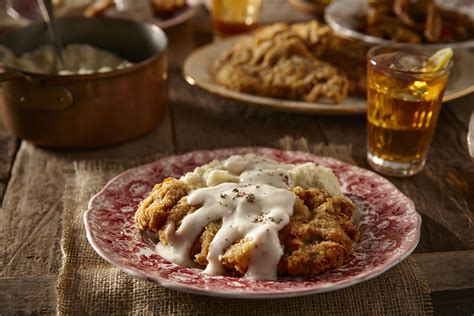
top-left (0, 16), bottom-right (168, 81)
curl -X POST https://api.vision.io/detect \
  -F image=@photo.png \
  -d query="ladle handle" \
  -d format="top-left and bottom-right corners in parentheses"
top-left (38, 0), bottom-right (65, 71)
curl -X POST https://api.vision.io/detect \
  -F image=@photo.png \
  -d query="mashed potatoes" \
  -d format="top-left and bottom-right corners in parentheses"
top-left (0, 44), bottom-right (132, 75)
top-left (180, 154), bottom-right (342, 196)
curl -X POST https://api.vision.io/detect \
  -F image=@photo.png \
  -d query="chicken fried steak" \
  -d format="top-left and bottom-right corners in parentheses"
top-left (135, 177), bottom-right (359, 278)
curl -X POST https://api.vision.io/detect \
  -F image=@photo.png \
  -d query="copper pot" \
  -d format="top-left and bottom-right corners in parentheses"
top-left (0, 17), bottom-right (167, 148)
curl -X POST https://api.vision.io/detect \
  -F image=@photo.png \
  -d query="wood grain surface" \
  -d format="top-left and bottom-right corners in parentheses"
top-left (0, 3), bottom-right (473, 315)
top-left (0, 125), bottom-right (17, 204)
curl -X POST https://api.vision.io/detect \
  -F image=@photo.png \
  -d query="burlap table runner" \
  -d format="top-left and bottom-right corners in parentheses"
top-left (57, 137), bottom-right (433, 315)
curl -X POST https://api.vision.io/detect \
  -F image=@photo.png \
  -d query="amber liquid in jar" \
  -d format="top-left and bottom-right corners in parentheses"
top-left (367, 52), bottom-right (449, 163)
top-left (211, 0), bottom-right (262, 38)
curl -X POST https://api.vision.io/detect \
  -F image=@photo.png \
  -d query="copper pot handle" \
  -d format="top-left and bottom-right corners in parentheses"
top-left (0, 64), bottom-right (74, 111)
top-left (0, 64), bottom-right (25, 82)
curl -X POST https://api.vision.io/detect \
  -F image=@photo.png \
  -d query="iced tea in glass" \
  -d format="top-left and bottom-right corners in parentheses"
top-left (366, 44), bottom-right (452, 176)
top-left (211, 0), bottom-right (262, 38)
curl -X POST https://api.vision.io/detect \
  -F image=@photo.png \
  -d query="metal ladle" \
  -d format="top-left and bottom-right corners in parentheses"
top-left (38, 0), bottom-right (65, 71)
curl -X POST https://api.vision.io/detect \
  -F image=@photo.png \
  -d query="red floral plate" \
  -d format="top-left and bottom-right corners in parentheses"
top-left (84, 148), bottom-right (421, 298)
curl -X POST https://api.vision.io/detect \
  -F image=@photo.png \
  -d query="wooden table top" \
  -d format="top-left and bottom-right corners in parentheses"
top-left (0, 3), bottom-right (473, 315)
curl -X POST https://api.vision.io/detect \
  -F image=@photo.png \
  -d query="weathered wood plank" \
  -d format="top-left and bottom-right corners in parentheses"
top-left (431, 289), bottom-right (474, 316)
top-left (0, 121), bottom-right (19, 205)
top-left (400, 100), bottom-right (474, 253)
top-left (316, 115), bottom-right (367, 165)
top-left (0, 275), bottom-right (57, 314)
top-left (168, 72), bottom-right (328, 153)
top-left (56, 107), bottom-right (175, 160)
top-left (413, 251), bottom-right (474, 291)
top-left (445, 93), bottom-right (474, 130)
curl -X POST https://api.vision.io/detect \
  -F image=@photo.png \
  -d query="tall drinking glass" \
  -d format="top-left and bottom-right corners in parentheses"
top-left (366, 43), bottom-right (452, 176)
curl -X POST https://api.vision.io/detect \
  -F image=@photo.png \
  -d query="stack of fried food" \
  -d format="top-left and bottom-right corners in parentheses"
top-left (212, 21), bottom-right (350, 104)
top-left (135, 178), bottom-right (359, 277)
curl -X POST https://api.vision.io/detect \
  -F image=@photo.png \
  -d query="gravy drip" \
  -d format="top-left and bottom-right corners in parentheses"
top-left (156, 183), bottom-right (296, 280)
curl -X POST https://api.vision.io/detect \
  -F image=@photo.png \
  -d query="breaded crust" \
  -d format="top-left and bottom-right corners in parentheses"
top-left (212, 21), bottom-right (349, 104)
top-left (135, 178), bottom-right (359, 277)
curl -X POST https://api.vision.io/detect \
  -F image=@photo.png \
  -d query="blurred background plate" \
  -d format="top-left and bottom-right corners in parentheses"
top-left (104, 0), bottom-right (201, 29)
top-left (325, 0), bottom-right (474, 48)
top-left (7, 0), bottom-right (93, 20)
top-left (6, 0), bottom-right (201, 29)
top-left (183, 35), bottom-right (474, 115)
top-left (288, 0), bottom-right (331, 17)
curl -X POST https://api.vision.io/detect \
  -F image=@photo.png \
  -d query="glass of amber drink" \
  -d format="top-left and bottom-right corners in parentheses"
top-left (211, 0), bottom-right (262, 39)
top-left (366, 43), bottom-right (452, 176)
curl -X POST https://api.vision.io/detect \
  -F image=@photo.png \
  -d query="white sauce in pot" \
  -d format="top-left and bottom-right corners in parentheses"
top-left (0, 44), bottom-right (132, 75)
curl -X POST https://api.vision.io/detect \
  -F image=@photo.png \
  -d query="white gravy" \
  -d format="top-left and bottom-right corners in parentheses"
top-left (156, 154), bottom-right (342, 280)
top-left (156, 183), bottom-right (296, 280)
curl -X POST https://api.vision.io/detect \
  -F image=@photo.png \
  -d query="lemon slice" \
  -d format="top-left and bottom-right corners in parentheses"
top-left (424, 47), bottom-right (453, 72)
